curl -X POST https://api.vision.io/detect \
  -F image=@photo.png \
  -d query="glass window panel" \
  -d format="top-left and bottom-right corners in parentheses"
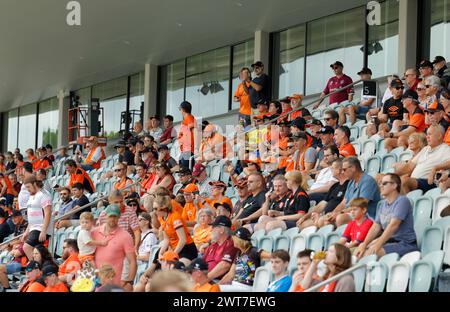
top-left (18, 103), bottom-right (37, 151)
top-left (37, 97), bottom-right (59, 148)
top-left (92, 76), bottom-right (128, 139)
top-left (165, 60), bottom-right (186, 122)
top-left (278, 24), bottom-right (306, 98)
top-left (368, 0), bottom-right (399, 78)
top-left (130, 72), bottom-right (145, 128)
top-left (7, 109), bottom-right (18, 151)
top-left (430, 0), bottom-right (450, 57)
top-left (306, 7), bottom-right (365, 95)
top-left (232, 40), bottom-right (254, 110)
top-left (185, 47), bottom-right (230, 119)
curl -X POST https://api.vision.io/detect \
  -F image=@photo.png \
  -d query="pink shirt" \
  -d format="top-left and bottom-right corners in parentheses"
top-left (92, 224), bottom-right (134, 284)
top-left (97, 206), bottom-right (139, 238)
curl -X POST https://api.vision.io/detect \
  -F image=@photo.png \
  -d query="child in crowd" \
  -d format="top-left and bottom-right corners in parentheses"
top-left (187, 258), bottom-right (220, 292)
top-left (267, 250), bottom-right (292, 292)
top-left (338, 198), bottom-right (373, 251)
top-left (77, 212), bottom-right (109, 266)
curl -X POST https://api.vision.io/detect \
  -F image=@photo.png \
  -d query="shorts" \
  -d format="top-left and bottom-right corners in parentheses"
top-left (6, 261), bottom-right (22, 274)
top-left (284, 221), bottom-right (297, 229)
top-left (179, 243), bottom-right (198, 260)
top-left (121, 258), bottom-right (130, 282)
top-left (416, 179), bottom-right (436, 193)
top-left (355, 105), bottom-right (370, 115)
top-left (383, 240), bottom-right (418, 257)
top-left (25, 230), bottom-right (50, 247)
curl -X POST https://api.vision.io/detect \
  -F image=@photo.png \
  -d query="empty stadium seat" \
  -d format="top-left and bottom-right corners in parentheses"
top-left (251, 229), bottom-right (265, 248)
top-left (444, 227), bottom-right (450, 266)
top-left (398, 150), bottom-right (413, 162)
top-left (289, 227), bottom-right (317, 267)
top-left (413, 197), bottom-right (433, 247)
top-left (306, 225), bottom-right (334, 251)
top-left (253, 267), bottom-right (271, 292)
top-left (387, 262), bottom-right (411, 292)
top-left (433, 195), bottom-right (450, 222)
top-left (381, 153), bottom-right (397, 173)
top-left (365, 156), bottom-right (381, 177)
top-left (425, 187), bottom-right (442, 199)
top-left (325, 232), bottom-right (341, 248)
top-left (353, 254), bottom-right (377, 292)
top-left (421, 225), bottom-right (444, 256)
top-left (407, 189), bottom-right (423, 203)
top-left (364, 253), bottom-right (399, 292)
top-left (409, 260), bottom-right (433, 292)
top-left (274, 235), bottom-right (290, 251)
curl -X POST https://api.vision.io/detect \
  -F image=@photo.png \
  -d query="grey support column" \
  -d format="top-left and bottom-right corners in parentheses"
top-left (254, 30), bottom-right (270, 68)
top-left (144, 63), bottom-right (158, 121)
top-left (57, 89), bottom-right (70, 148)
top-left (398, 0), bottom-right (418, 73)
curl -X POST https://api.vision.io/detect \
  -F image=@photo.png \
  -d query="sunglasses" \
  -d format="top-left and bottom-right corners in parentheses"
top-left (394, 86), bottom-right (404, 90)
top-left (128, 203), bottom-right (138, 207)
top-left (25, 267), bottom-right (36, 273)
top-left (138, 218), bottom-right (147, 222)
top-left (425, 85), bottom-right (432, 88)
top-left (381, 181), bottom-right (394, 186)
top-left (114, 169), bottom-right (123, 172)
top-left (417, 88), bottom-right (425, 91)
top-left (324, 118), bottom-right (332, 121)
top-left (332, 66), bottom-right (339, 70)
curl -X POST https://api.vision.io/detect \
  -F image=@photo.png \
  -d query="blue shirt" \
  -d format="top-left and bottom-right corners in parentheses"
top-left (59, 199), bottom-right (73, 216)
top-left (267, 275), bottom-right (292, 292)
top-left (345, 173), bottom-right (381, 218)
top-left (375, 195), bottom-right (417, 244)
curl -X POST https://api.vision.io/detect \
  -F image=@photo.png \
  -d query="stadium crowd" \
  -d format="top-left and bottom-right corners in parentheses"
top-left (0, 56), bottom-right (450, 292)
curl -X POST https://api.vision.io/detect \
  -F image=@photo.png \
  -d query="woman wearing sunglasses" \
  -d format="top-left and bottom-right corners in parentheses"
top-left (136, 212), bottom-right (158, 265)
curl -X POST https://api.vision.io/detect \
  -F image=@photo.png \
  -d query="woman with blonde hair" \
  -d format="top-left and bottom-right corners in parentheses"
top-left (192, 208), bottom-right (215, 254)
top-left (155, 195), bottom-right (198, 265)
top-left (149, 269), bottom-right (193, 292)
top-left (219, 227), bottom-right (270, 292)
top-left (302, 243), bottom-right (355, 292)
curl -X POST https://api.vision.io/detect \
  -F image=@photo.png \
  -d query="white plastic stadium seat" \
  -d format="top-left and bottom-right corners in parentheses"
top-left (365, 155), bottom-right (381, 177)
top-left (433, 196), bottom-right (450, 222)
top-left (399, 251), bottom-right (421, 266)
top-left (413, 197), bottom-right (433, 247)
top-left (398, 150), bottom-right (413, 162)
top-left (258, 235), bottom-right (274, 252)
top-left (253, 267), bottom-right (271, 292)
top-left (251, 229), bottom-right (265, 248)
top-left (407, 189), bottom-right (423, 203)
top-left (274, 235), bottom-right (290, 251)
top-left (353, 255), bottom-right (377, 292)
top-left (325, 232), bottom-right (340, 248)
top-left (381, 153), bottom-right (397, 173)
top-left (386, 262), bottom-right (411, 292)
top-left (425, 187), bottom-right (443, 199)
top-left (409, 260), bottom-right (433, 292)
top-left (444, 227), bottom-right (450, 266)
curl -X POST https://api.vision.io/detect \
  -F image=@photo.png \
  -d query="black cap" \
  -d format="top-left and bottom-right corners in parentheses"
top-left (114, 140), bottom-right (127, 149)
top-left (158, 144), bottom-right (169, 151)
top-left (319, 126), bottom-right (335, 135)
top-left (12, 210), bottom-right (22, 217)
top-left (213, 202), bottom-right (232, 213)
top-left (257, 99), bottom-right (269, 106)
top-left (141, 146), bottom-right (152, 153)
top-left (150, 115), bottom-right (160, 120)
top-left (26, 261), bottom-right (41, 272)
top-left (0, 209), bottom-right (7, 219)
top-left (42, 265), bottom-right (59, 276)
top-left (209, 215), bottom-right (232, 228)
top-left (330, 61), bottom-right (344, 68)
top-left (432, 56), bottom-right (446, 64)
top-left (251, 61), bottom-right (264, 68)
top-left (426, 102), bottom-right (445, 113)
top-left (310, 119), bottom-right (323, 127)
top-left (278, 120), bottom-right (291, 127)
top-left (419, 60), bottom-right (433, 69)
top-left (234, 227), bottom-right (252, 241)
top-left (173, 261), bottom-right (187, 271)
top-left (401, 89), bottom-right (419, 102)
top-left (179, 101), bottom-right (192, 111)
top-left (357, 67), bottom-right (372, 75)
top-left (390, 78), bottom-right (404, 88)
top-left (178, 167), bottom-right (192, 176)
top-left (292, 132), bottom-right (308, 141)
top-left (186, 258), bottom-right (209, 272)
top-left (290, 117), bottom-right (306, 131)
top-left (279, 97), bottom-right (291, 104)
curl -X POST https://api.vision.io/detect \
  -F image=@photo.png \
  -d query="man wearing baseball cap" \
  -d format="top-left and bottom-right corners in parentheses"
top-left (378, 78), bottom-right (405, 125)
top-left (192, 163), bottom-right (213, 197)
top-left (42, 265), bottom-right (68, 292)
top-left (314, 61), bottom-right (354, 109)
top-left (419, 60), bottom-right (434, 80)
top-left (180, 183), bottom-right (201, 226)
top-left (289, 93), bottom-right (312, 121)
top-left (199, 123), bottom-right (231, 163)
top-left (249, 61), bottom-right (270, 110)
top-left (92, 204), bottom-right (137, 290)
top-left (19, 261), bottom-right (45, 292)
top-left (203, 216), bottom-right (238, 281)
top-left (339, 67), bottom-right (378, 125)
top-left (425, 101), bottom-right (449, 130)
top-left (79, 136), bottom-right (105, 171)
top-left (187, 258), bottom-right (220, 292)
top-left (432, 56), bottom-right (450, 88)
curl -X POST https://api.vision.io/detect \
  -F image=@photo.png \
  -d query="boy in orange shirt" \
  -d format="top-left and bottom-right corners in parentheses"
top-left (187, 258), bottom-right (220, 292)
top-left (42, 265), bottom-right (69, 292)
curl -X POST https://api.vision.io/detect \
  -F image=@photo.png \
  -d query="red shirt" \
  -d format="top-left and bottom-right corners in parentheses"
top-left (342, 217), bottom-right (374, 243)
top-left (323, 74), bottom-right (354, 105)
top-left (203, 237), bottom-right (238, 273)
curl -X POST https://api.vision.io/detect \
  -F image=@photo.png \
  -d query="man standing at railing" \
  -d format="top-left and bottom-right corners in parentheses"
top-left (21, 175), bottom-right (52, 261)
top-left (249, 61), bottom-right (270, 113)
top-left (313, 61), bottom-right (354, 110)
top-left (178, 101), bottom-right (199, 170)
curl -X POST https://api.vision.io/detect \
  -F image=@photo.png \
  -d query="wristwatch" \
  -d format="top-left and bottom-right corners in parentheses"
top-left (389, 133), bottom-right (394, 138)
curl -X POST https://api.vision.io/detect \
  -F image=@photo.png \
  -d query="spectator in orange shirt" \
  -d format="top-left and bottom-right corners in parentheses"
top-left (193, 208), bottom-right (214, 253)
top-left (58, 238), bottom-right (81, 285)
top-left (20, 261), bottom-right (46, 292)
top-left (25, 148), bottom-right (37, 164)
top-left (180, 183), bottom-right (201, 227)
top-left (289, 94), bottom-right (312, 121)
top-left (234, 67), bottom-right (252, 127)
top-left (205, 181), bottom-right (233, 212)
top-left (33, 147), bottom-right (52, 171)
top-left (178, 101), bottom-right (199, 170)
top-left (268, 100), bottom-right (282, 120)
top-left (42, 265), bottom-right (69, 292)
top-left (334, 126), bottom-right (356, 157)
top-left (199, 124), bottom-right (231, 162)
top-left (78, 136), bottom-right (105, 171)
top-left (383, 90), bottom-right (427, 152)
top-left (113, 163), bottom-right (135, 197)
top-left (188, 258), bottom-right (220, 292)
top-left (62, 159), bottom-right (95, 194)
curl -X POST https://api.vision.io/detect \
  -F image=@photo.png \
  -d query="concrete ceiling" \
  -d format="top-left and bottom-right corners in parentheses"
top-left (0, 0), bottom-right (367, 111)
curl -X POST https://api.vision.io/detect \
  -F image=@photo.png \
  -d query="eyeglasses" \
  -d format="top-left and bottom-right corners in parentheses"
top-left (128, 203), bottom-right (138, 207)
top-left (425, 85), bottom-right (432, 88)
top-left (332, 66), bottom-right (339, 70)
top-left (114, 169), bottom-right (123, 172)
top-left (417, 88), bottom-right (425, 91)
top-left (324, 118), bottom-right (332, 121)
top-left (287, 146), bottom-right (294, 149)
top-left (381, 181), bottom-right (394, 186)
top-left (394, 86), bottom-right (404, 90)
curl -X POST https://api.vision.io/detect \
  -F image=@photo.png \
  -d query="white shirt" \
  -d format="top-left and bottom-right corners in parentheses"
top-left (138, 229), bottom-right (158, 258)
top-left (87, 146), bottom-right (103, 163)
top-left (18, 183), bottom-right (30, 211)
top-left (148, 127), bottom-right (163, 142)
top-left (411, 143), bottom-right (450, 179)
top-left (310, 167), bottom-right (338, 191)
top-left (77, 229), bottom-right (96, 256)
top-left (26, 190), bottom-right (52, 231)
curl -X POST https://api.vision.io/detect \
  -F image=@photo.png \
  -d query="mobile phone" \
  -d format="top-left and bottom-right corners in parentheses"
top-left (435, 172), bottom-right (442, 181)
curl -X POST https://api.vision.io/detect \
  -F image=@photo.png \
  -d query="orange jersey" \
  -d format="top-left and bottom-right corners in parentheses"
top-left (194, 282), bottom-right (220, 292)
top-left (178, 114), bottom-right (197, 153)
top-left (114, 177), bottom-right (135, 196)
top-left (43, 282), bottom-right (69, 293)
top-left (338, 143), bottom-right (356, 157)
top-left (446, 127), bottom-right (450, 146)
top-left (171, 199), bottom-right (184, 215)
top-left (33, 158), bottom-right (51, 171)
top-left (69, 167), bottom-right (95, 193)
top-left (1, 176), bottom-right (15, 195)
top-left (159, 211), bottom-right (194, 250)
top-left (181, 202), bottom-right (197, 223)
top-left (234, 82), bottom-right (252, 116)
top-left (85, 146), bottom-right (106, 169)
top-left (408, 107), bottom-right (427, 133)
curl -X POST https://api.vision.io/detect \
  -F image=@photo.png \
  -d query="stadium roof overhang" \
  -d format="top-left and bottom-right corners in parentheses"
top-left (0, 0), bottom-right (366, 111)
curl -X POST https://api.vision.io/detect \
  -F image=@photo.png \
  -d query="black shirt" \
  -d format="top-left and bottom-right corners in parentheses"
top-left (382, 97), bottom-right (404, 123)
top-left (269, 192), bottom-right (292, 212)
top-left (5, 161), bottom-right (16, 171)
top-left (71, 194), bottom-right (91, 219)
top-left (323, 180), bottom-right (349, 214)
top-left (285, 188), bottom-right (310, 215)
top-left (249, 74), bottom-right (270, 108)
top-left (236, 191), bottom-right (266, 221)
top-left (119, 149), bottom-right (135, 166)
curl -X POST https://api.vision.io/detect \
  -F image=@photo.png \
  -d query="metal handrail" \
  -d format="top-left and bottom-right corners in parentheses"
top-left (188, 79), bottom-right (363, 166)
top-left (303, 262), bottom-right (366, 292)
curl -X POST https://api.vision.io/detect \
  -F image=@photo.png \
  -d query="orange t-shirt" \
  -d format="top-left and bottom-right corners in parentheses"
top-left (114, 177), bottom-right (135, 196)
top-left (193, 225), bottom-right (212, 248)
top-left (205, 197), bottom-right (233, 211)
top-left (234, 82), bottom-right (252, 116)
top-left (85, 146), bottom-right (106, 169)
top-left (178, 114), bottom-right (197, 153)
top-left (69, 167), bottom-right (95, 193)
top-left (278, 135), bottom-right (289, 151)
top-left (339, 143), bottom-right (356, 157)
top-left (445, 127), bottom-right (450, 146)
top-left (25, 281), bottom-right (46, 292)
top-left (43, 282), bottom-right (69, 292)
top-left (171, 199), bottom-right (184, 215)
top-left (194, 282), bottom-right (220, 292)
top-left (1, 176), bottom-right (15, 195)
top-left (408, 107), bottom-right (427, 133)
top-left (182, 202), bottom-right (197, 223)
top-left (159, 211), bottom-right (194, 249)
top-left (58, 253), bottom-right (81, 276)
